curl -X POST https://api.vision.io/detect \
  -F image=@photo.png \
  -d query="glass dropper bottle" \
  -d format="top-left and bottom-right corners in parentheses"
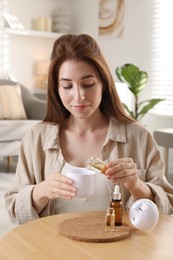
top-left (87, 157), bottom-right (108, 174)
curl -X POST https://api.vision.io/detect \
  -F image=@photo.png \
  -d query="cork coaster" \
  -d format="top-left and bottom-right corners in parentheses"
top-left (58, 216), bottom-right (132, 243)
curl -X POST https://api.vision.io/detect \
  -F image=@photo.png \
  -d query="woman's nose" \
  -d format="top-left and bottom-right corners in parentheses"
top-left (73, 87), bottom-right (85, 101)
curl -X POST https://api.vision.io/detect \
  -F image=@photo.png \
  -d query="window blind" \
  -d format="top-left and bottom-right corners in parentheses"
top-left (0, 0), bottom-right (10, 78)
top-left (150, 0), bottom-right (173, 116)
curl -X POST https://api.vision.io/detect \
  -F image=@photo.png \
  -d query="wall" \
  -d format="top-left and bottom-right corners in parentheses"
top-left (99, 0), bottom-right (173, 174)
top-left (6, 0), bottom-right (173, 173)
top-left (8, 0), bottom-right (98, 89)
top-left (99, 0), bottom-right (153, 80)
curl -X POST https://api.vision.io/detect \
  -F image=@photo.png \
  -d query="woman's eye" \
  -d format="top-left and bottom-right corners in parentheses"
top-left (83, 83), bottom-right (94, 88)
top-left (62, 85), bottom-right (72, 89)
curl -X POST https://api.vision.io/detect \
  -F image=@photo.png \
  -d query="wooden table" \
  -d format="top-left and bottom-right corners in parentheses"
top-left (0, 211), bottom-right (172, 260)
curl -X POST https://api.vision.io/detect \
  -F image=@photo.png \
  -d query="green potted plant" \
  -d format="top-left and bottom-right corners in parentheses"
top-left (115, 63), bottom-right (165, 121)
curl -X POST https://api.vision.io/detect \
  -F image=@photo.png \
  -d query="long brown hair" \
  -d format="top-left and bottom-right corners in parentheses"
top-left (43, 33), bottom-right (134, 124)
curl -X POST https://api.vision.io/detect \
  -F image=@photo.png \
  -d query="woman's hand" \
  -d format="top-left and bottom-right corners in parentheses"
top-left (105, 158), bottom-right (139, 191)
top-left (44, 172), bottom-right (76, 200)
top-left (32, 173), bottom-right (76, 214)
top-left (105, 158), bottom-right (154, 202)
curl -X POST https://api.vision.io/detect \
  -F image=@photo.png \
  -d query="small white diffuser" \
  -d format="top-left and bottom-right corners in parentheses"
top-left (129, 199), bottom-right (159, 230)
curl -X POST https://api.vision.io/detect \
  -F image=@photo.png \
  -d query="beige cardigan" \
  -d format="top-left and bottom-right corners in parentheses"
top-left (4, 118), bottom-right (173, 224)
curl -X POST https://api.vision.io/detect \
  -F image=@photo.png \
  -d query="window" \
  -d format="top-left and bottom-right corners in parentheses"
top-left (0, 0), bottom-right (10, 78)
top-left (150, 0), bottom-right (173, 116)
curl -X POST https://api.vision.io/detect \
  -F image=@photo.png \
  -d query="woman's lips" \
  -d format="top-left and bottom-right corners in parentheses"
top-left (72, 104), bottom-right (90, 110)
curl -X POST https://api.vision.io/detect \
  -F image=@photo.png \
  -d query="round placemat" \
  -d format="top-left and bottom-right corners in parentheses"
top-left (58, 216), bottom-right (132, 243)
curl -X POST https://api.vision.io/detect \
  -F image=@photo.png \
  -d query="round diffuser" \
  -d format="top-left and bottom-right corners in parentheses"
top-left (129, 199), bottom-right (159, 230)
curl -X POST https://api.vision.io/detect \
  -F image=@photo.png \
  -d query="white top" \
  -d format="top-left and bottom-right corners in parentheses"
top-left (55, 163), bottom-right (111, 213)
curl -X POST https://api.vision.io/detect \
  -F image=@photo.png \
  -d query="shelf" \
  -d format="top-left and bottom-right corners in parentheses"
top-left (5, 28), bottom-right (63, 38)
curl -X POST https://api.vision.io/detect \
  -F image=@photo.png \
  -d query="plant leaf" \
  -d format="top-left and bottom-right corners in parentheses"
top-left (138, 98), bottom-right (165, 108)
top-left (137, 99), bottom-right (165, 120)
top-left (122, 103), bottom-right (136, 120)
top-left (116, 64), bottom-right (148, 97)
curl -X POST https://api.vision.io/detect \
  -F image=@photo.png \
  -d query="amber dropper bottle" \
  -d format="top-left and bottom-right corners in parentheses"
top-left (110, 184), bottom-right (123, 226)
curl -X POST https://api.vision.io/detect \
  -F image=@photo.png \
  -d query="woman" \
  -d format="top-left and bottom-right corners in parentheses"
top-left (5, 34), bottom-right (173, 224)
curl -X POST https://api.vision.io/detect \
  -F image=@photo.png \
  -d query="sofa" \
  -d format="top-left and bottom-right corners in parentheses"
top-left (0, 79), bottom-right (47, 166)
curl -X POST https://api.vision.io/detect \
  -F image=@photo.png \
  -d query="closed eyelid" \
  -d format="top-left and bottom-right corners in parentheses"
top-left (83, 83), bottom-right (94, 88)
top-left (60, 85), bottom-right (72, 89)
top-left (59, 78), bottom-right (72, 88)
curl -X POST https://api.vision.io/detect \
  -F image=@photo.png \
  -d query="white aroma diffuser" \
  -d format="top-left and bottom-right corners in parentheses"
top-left (129, 199), bottom-right (159, 230)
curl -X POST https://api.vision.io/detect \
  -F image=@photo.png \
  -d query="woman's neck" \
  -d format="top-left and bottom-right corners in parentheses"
top-left (64, 112), bottom-right (109, 135)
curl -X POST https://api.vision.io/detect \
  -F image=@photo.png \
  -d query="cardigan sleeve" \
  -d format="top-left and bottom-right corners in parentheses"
top-left (4, 125), bottom-right (52, 224)
top-left (125, 131), bottom-right (173, 215)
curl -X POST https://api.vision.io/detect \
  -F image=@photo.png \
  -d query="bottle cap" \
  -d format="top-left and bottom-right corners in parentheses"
top-left (113, 184), bottom-right (121, 200)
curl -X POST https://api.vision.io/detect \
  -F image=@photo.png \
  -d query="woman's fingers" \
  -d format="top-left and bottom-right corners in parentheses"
top-left (105, 158), bottom-right (137, 184)
top-left (46, 173), bottom-right (76, 199)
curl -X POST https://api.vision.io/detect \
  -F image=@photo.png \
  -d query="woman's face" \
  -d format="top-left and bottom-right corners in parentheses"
top-left (58, 60), bottom-right (103, 119)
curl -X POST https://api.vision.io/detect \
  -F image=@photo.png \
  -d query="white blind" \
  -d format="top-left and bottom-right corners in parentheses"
top-left (150, 0), bottom-right (173, 116)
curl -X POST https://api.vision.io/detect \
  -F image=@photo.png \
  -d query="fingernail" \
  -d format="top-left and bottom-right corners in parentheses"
top-left (70, 192), bottom-right (76, 197)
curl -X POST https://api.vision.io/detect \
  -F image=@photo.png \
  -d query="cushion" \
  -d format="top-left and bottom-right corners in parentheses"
top-left (0, 84), bottom-right (27, 119)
